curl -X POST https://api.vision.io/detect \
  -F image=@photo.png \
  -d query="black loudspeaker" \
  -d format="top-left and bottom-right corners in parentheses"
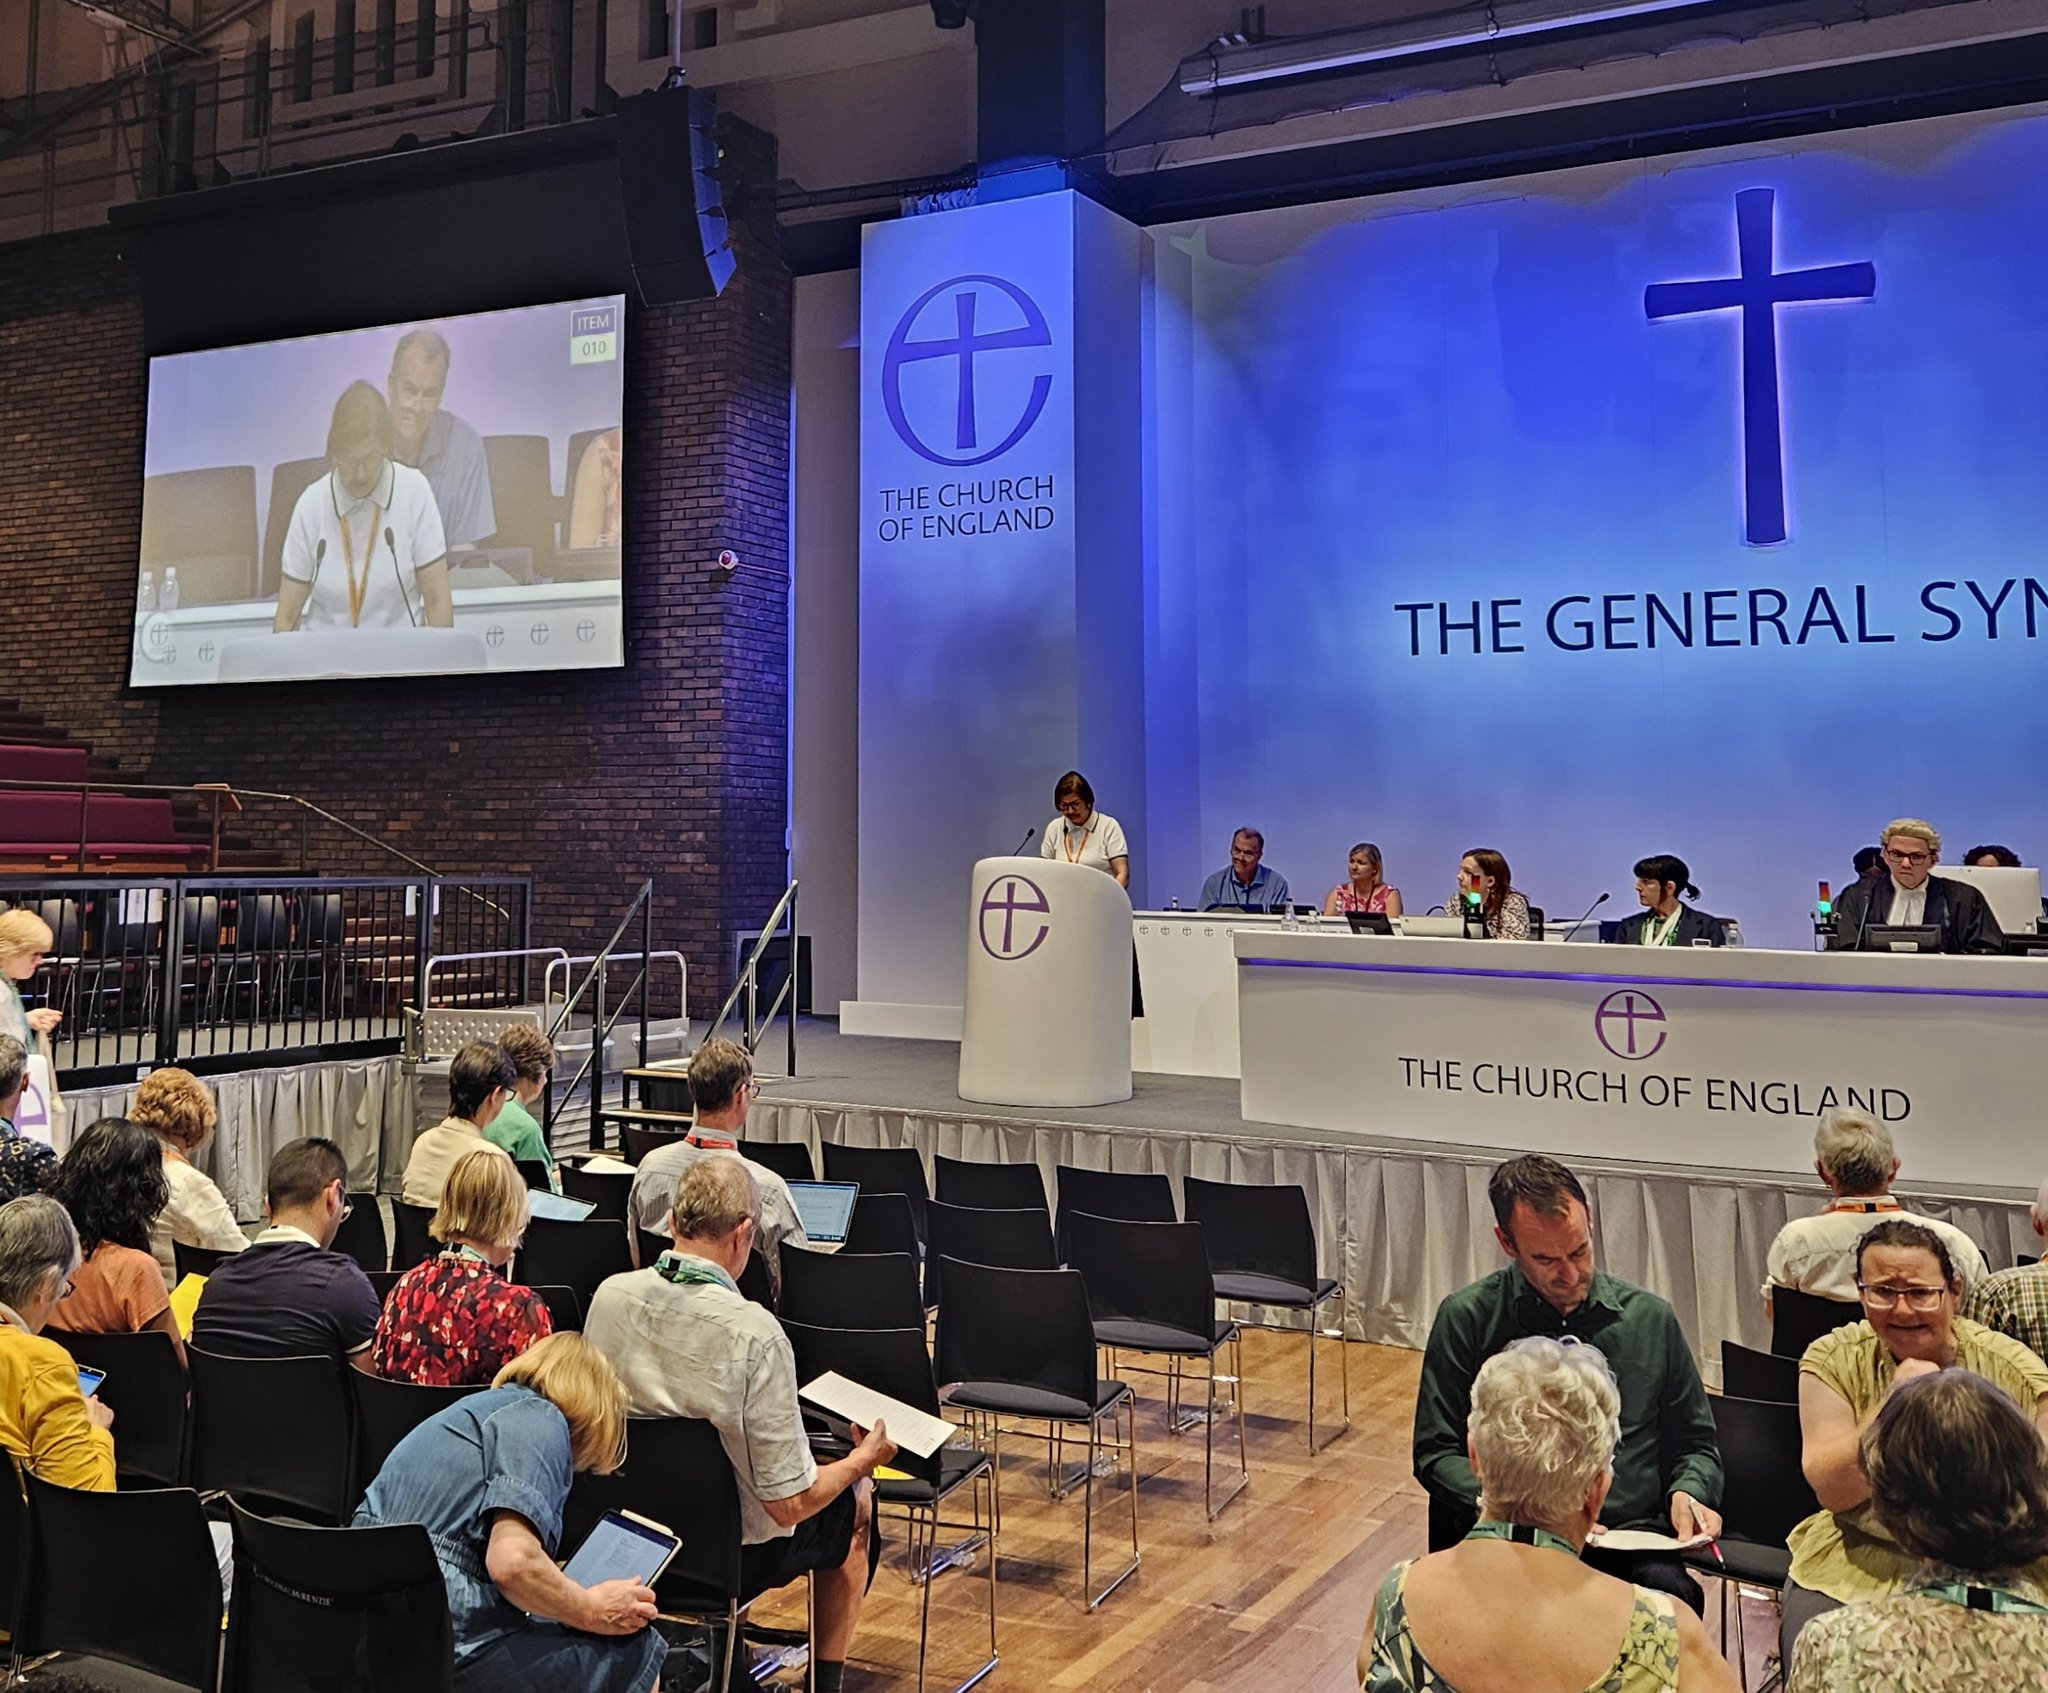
top-left (616, 86), bottom-right (737, 305)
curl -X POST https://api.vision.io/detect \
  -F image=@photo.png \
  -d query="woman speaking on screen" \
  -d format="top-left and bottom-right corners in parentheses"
top-left (273, 381), bottom-right (453, 632)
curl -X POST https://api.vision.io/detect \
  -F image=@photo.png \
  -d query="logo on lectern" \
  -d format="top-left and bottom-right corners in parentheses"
top-left (1594, 989), bottom-right (1668, 1060)
top-left (978, 874), bottom-right (1051, 962)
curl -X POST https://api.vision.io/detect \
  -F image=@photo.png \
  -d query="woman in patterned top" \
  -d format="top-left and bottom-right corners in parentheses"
top-left (1789, 1368), bottom-right (2048, 1692)
top-left (1323, 842), bottom-right (1404, 919)
top-left (1453, 848), bottom-right (1532, 940)
top-left (1361, 1337), bottom-right (1737, 1693)
top-left (373, 1146), bottom-right (551, 1386)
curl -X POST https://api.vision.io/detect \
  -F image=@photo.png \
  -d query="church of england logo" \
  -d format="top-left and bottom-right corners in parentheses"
top-left (882, 275), bottom-right (1054, 468)
top-left (1645, 189), bottom-right (1875, 547)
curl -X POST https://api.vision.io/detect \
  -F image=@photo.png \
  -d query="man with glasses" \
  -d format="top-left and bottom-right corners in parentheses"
top-left (1827, 818), bottom-right (2004, 953)
top-left (1783, 1216), bottom-right (2048, 1658)
top-left (191, 1137), bottom-right (381, 1370)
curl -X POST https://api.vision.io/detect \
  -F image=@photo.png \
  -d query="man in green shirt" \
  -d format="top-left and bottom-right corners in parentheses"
top-left (1412, 1154), bottom-right (1724, 1613)
top-left (483, 1025), bottom-right (559, 1192)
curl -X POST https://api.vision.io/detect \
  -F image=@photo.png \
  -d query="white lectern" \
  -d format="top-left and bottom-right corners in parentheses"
top-left (958, 856), bottom-right (1133, 1107)
top-left (217, 627), bottom-right (490, 683)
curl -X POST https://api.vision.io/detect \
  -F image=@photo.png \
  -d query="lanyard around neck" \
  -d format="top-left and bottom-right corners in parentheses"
top-left (1643, 909), bottom-right (1681, 946)
top-left (1464, 1520), bottom-right (1580, 1557)
top-left (655, 1252), bottom-right (738, 1294)
top-left (1916, 1578), bottom-right (2048, 1615)
top-left (1063, 819), bottom-right (1096, 862)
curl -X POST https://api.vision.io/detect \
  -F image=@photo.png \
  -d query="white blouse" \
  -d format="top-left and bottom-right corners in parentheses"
top-left (149, 1151), bottom-right (248, 1285)
top-left (1040, 810), bottom-right (1129, 875)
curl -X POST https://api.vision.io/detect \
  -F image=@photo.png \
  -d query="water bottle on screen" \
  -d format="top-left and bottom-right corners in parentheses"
top-left (137, 570), bottom-right (156, 615)
top-left (1724, 919), bottom-right (1744, 948)
top-left (161, 567), bottom-right (180, 611)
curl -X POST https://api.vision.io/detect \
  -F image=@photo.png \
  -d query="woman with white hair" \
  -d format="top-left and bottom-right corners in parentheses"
top-left (1362, 1337), bottom-right (1738, 1692)
top-left (0, 1195), bottom-right (115, 1489)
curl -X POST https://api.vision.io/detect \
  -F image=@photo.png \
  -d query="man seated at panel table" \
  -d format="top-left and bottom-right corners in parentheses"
top-left (1413, 1155), bottom-right (1723, 1614)
top-left (1198, 827), bottom-right (1291, 913)
top-left (1963, 1175), bottom-right (2048, 1361)
top-left (625, 1037), bottom-right (805, 1278)
top-left (587, 1158), bottom-right (896, 1693)
top-left (387, 327), bottom-right (497, 552)
top-left (191, 1137), bottom-right (381, 1371)
top-left (1827, 819), bottom-right (2004, 954)
top-left (1766, 1108), bottom-right (1988, 1312)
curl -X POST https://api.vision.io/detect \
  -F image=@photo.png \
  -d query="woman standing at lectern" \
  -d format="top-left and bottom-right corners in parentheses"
top-left (1613, 855), bottom-right (1724, 947)
top-left (1453, 848), bottom-right (1531, 940)
top-left (1039, 772), bottom-right (1130, 889)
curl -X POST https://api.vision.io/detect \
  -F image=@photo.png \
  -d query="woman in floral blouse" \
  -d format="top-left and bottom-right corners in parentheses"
top-left (373, 1146), bottom-right (551, 1386)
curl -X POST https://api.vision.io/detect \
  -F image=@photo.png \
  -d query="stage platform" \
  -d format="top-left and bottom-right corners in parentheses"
top-left (751, 1020), bottom-right (2038, 1384)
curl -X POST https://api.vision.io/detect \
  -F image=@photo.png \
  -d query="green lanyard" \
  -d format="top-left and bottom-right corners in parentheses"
top-left (655, 1252), bottom-right (738, 1295)
top-left (1915, 1579), bottom-right (2048, 1615)
top-left (1642, 910), bottom-right (1681, 947)
top-left (1463, 1521), bottom-right (1580, 1557)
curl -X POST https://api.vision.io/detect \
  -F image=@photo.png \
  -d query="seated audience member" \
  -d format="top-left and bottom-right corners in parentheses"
top-left (626, 1037), bottom-right (805, 1273)
top-left (1783, 1218), bottom-right (2048, 1660)
top-left (374, 1147), bottom-right (551, 1386)
top-left (1366, 1337), bottom-right (1738, 1693)
top-left (1199, 828), bottom-right (1291, 912)
top-left (130, 1066), bottom-right (245, 1283)
top-left (404, 1040), bottom-right (517, 1208)
top-left (387, 328), bottom-right (496, 552)
top-left (1323, 841), bottom-right (1403, 919)
top-left (1963, 1176), bottom-right (2048, 1360)
top-left (191, 1137), bottom-right (381, 1369)
top-left (1965, 844), bottom-right (2023, 868)
top-left (588, 1159), bottom-right (895, 1693)
top-left (1789, 1369), bottom-right (2048, 1692)
top-left (355, 1333), bottom-right (662, 1693)
top-left (1414, 1155), bottom-right (1722, 1613)
top-left (1452, 848), bottom-right (1531, 939)
top-left (1614, 855), bottom-right (1723, 947)
top-left (0, 907), bottom-right (62, 1048)
top-left (485, 1027), bottom-right (559, 1191)
top-left (0, 1196), bottom-right (115, 1488)
top-left (1827, 819), bottom-right (2003, 954)
top-left (44, 1117), bottom-right (183, 1365)
top-left (1852, 845), bottom-right (1887, 883)
top-left (1766, 1109), bottom-right (1988, 1309)
top-left (0, 1033), bottom-right (56, 1205)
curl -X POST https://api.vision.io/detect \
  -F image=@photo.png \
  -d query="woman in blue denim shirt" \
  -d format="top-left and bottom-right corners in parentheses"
top-left (356, 1332), bottom-right (665, 1692)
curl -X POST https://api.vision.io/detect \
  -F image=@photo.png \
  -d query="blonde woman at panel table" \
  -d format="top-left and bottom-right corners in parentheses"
top-left (1039, 770), bottom-right (1130, 889)
top-left (273, 382), bottom-right (453, 633)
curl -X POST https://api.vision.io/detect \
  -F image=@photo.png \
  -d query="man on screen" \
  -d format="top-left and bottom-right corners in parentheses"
top-left (273, 383), bottom-right (452, 631)
top-left (1827, 818), bottom-right (2004, 954)
top-left (387, 328), bottom-right (497, 551)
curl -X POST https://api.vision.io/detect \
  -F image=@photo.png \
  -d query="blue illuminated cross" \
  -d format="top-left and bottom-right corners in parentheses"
top-left (899, 289), bottom-right (1048, 455)
top-left (1645, 189), bottom-right (1875, 546)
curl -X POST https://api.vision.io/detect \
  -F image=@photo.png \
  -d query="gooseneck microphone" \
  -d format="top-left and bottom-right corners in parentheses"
top-left (296, 539), bottom-right (327, 630)
top-left (387, 526), bottom-right (420, 626)
top-left (1561, 890), bottom-right (1611, 942)
top-left (1012, 827), bottom-right (1036, 856)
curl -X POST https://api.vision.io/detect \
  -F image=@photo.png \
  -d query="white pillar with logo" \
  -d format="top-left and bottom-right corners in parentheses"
top-left (959, 855), bottom-right (1133, 1107)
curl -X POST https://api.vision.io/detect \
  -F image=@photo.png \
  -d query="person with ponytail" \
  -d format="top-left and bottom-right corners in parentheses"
top-left (1613, 855), bottom-right (1725, 948)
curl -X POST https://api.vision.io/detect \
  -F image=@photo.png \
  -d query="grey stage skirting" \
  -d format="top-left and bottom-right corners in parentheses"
top-left (751, 1093), bottom-right (2037, 1388)
top-left (66, 1056), bottom-right (416, 1223)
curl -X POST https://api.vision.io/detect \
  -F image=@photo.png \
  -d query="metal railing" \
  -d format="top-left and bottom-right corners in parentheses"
top-left (542, 880), bottom-right (656, 1151)
top-left (706, 879), bottom-right (798, 1079)
top-left (2, 872), bottom-right (530, 1086)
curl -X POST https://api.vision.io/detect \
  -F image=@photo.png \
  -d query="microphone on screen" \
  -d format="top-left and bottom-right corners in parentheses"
top-left (1012, 827), bottom-right (1036, 856)
top-left (1561, 890), bottom-right (1611, 942)
top-left (297, 539), bottom-right (326, 630)
top-left (387, 526), bottom-right (420, 626)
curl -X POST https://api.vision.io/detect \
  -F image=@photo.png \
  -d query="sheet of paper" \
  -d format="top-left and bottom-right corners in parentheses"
top-left (1587, 1527), bottom-right (1713, 1553)
top-left (800, 1371), bottom-right (959, 1460)
top-left (577, 1155), bottom-right (638, 1176)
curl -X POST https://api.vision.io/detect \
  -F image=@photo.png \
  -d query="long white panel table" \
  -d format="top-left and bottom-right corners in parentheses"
top-left (1235, 932), bottom-right (2048, 1187)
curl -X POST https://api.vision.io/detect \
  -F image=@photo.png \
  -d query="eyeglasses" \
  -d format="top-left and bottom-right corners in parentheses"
top-left (1856, 1282), bottom-right (1948, 1311)
top-left (1885, 849), bottom-right (1932, 866)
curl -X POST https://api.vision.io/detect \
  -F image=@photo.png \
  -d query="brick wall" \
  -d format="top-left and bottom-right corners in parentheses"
top-left (0, 221), bottom-right (793, 1014)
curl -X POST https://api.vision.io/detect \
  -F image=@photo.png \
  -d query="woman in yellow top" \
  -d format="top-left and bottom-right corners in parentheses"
top-left (1784, 1216), bottom-right (2048, 1661)
top-left (0, 1195), bottom-right (115, 1490)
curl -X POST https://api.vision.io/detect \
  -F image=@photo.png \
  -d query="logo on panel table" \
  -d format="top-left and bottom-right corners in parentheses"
top-left (978, 874), bottom-right (1051, 962)
top-left (882, 275), bottom-right (1054, 467)
top-left (1593, 989), bottom-right (1668, 1061)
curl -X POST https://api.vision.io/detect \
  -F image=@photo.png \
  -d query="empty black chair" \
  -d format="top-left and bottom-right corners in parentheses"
top-left (636, 1226), bottom-right (669, 1271)
top-left (514, 1158), bottom-right (554, 1193)
top-left (1682, 1393), bottom-right (1819, 1672)
top-left (188, 1346), bottom-right (354, 1524)
top-left (517, 1216), bottom-right (634, 1317)
top-left (391, 1200), bottom-right (438, 1274)
top-left (822, 1143), bottom-right (930, 1244)
top-left (736, 1248), bottom-right (777, 1312)
top-left (174, 1238), bottom-right (239, 1281)
top-left (934, 1259), bottom-right (1138, 1610)
top-left (225, 1500), bottom-right (454, 1693)
top-left (20, 1471), bottom-right (224, 1690)
top-left (533, 1283), bottom-right (584, 1332)
top-left (333, 1195), bottom-right (390, 1273)
top-left (1065, 1212), bottom-right (1247, 1518)
top-left (49, 1328), bottom-right (187, 1487)
top-left (739, 1136), bottom-right (818, 1184)
top-left (367, 1269), bottom-right (403, 1305)
top-left (1770, 1286), bottom-right (1863, 1358)
top-left (1182, 1175), bottom-right (1348, 1451)
top-left (924, 1198), bottom-right (1055, 1310)
top-left (560, 1162), bottom-right (632, 1223)
top-left (778, 1246), bottom-right (926, 1333)
top-left (842, 1190), bottom-right (921, 1261)
top-left (349, 1372), bottom-right (490, 1503)
top-left (622, 1122), bottom-right (689, 1166)
top-left (1054, 1165), bottom-right (1174, 1262)
top-left (783, 1322), bottom-right (995, 1693)
top-left (1721, 1340), bottom-right (1800, 1404)
top-left (0, 1452), bottom-right (23, 1639)
top-left (934, 1154), bottom-right (1048, 1214)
